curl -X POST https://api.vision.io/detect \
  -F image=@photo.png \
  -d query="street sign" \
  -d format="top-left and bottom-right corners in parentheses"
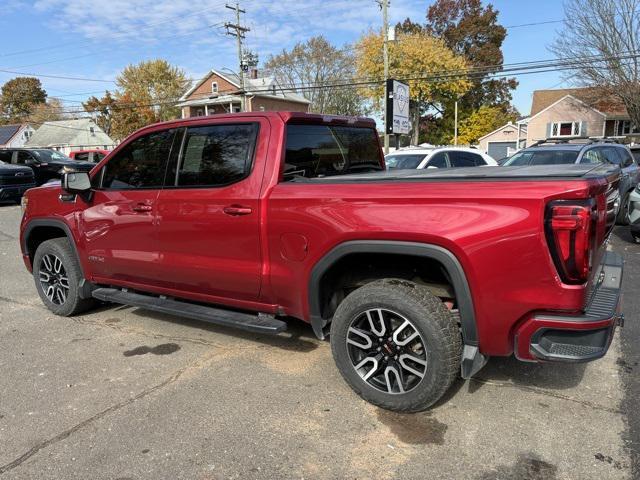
top-left (386, 79), bottom-right (410, 135)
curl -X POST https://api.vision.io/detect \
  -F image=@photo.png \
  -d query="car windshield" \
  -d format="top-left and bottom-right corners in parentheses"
top-left (504, 149), bottom-right (579, 166)
top-left (31, 150), bottom-right (72, 162)
top-left (385, 154), bottom-right (427, 169)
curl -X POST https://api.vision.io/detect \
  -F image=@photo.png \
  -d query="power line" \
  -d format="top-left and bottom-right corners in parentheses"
top-left (0, 1), bottom-right (236, 59)
top-left (33, 50), bottom-right (640, 116)
top-left (8, 49), bottom-right (640, 116)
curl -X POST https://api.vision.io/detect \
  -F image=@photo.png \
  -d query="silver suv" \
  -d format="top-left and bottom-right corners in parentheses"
top-left (504, 140), bottom-right (640, 224)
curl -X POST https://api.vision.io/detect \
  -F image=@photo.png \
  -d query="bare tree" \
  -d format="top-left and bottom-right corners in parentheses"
top-left (265, 36), bottom-right (368, 116)
top-left (551, 0), bottom-right (640, 126)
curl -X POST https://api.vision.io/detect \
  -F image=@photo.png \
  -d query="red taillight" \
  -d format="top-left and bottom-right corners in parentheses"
top-left (545, 202), bottom-right (595, 284)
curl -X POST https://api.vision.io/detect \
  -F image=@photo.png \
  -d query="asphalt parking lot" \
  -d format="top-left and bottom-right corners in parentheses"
top-left (0, 203), bottom-right (638, 480)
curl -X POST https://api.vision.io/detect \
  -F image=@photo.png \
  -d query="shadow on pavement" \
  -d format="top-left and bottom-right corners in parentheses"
top-left (611, 226), bottom-right (635, 244)
top-left (124, 306), bottom-right (321, 353)
top-left (468, 355), bottom-right (587, 393)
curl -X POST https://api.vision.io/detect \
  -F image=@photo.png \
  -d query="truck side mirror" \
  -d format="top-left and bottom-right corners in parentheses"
top-left (62, 172), bottom-right (93, 201)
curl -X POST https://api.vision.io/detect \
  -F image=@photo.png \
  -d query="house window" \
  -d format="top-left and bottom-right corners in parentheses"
top-left (551, 121), bottom-right (581, 137)
top-left (212, 82), bottom-right (218, 94)
top-left (616, 120), bottom-right (633, 136)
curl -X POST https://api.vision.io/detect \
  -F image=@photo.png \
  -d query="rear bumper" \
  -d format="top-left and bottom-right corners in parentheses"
top-left (514, 251), bottom-right (624, 362)
top-left (0, 183), bottom-right (34, 200)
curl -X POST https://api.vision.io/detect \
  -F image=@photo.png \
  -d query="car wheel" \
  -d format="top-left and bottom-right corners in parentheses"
top-left (330, 279), bottom-right (462, 412)
top-left (616, 192), bottom-right (631, 226)
top-left (33, 238), bottom-right (95, 316)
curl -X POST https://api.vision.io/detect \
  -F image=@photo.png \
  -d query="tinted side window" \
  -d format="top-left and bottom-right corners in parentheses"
top-left (0, 150), bottom-right (12, 163)
top-left (101, 129), bottom-right (177, 189)
top-left (17, 151), bottom-right (34, 164)
top-left (600, 147), bottom-right (622, 165)
top-left (581, 149), bottom-right (603, 164)
top-left (617, 147), bottom-right (634, 168)
top-left (173, 123), bottom-right (258, 187)
top-left (428, 152), bottom-right (448, 168)
top-left (448, 151), bottom-right (481, 167)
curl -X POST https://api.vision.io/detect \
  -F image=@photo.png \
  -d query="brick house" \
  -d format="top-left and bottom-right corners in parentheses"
top-left (177, 69), bottom-right (310, 117)
top-left (525, 88), bottom-right (635, 146)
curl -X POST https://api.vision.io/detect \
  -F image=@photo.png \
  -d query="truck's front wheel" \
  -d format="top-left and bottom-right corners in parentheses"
top-left (330, 279), bottom-right (461, 412)
top-left (33, 238), bottom-right (95, 316)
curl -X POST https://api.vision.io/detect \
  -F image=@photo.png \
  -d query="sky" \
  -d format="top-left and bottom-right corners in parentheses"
top-left (0, 0), bottom-right (570, 118)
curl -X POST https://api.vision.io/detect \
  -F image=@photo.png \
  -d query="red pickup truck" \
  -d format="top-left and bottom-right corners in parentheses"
top-left (19, 112), bottom-right (624, 412)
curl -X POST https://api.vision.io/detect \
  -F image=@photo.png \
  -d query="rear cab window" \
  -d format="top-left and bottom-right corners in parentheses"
top-left (283, 123), bottom-right (383, 180)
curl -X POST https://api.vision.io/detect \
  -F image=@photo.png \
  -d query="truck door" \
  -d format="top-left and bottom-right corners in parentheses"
top-left (155, 119), bottom-right (267, 302)
top-left (80, 128), bottom-right (179, 288)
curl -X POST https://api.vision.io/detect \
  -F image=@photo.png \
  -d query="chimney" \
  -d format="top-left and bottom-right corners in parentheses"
top-left (250, 68), bottom-right (258, 79)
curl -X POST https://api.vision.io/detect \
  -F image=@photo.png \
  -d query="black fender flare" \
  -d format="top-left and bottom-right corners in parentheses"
top-left (22, 218), bottom-right (94, 299)
top-left (308, 240), bottom-right (478, 348)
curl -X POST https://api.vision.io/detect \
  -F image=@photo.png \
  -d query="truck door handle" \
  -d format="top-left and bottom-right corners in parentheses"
top-left (223, 205), bottom-right (252, 216)
top-left (132, 203), bottom-right (153, 212)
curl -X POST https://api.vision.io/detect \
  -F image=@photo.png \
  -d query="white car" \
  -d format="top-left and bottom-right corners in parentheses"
top-left (385, 147), bottom-right (498, 170)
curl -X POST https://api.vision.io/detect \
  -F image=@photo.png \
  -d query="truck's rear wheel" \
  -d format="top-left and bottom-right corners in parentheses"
top-left (33, 238), bottom-right (95, 316)
top-left (330, 279), bottom-right (461, 412)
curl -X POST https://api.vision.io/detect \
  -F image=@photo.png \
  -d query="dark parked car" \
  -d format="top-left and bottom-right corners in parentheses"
top-left (503, 139), bottom-right (640, 224)
top-left (0, 148), bottom-right (93, 186)
top-left (0, 159), bottom-right (35, 203)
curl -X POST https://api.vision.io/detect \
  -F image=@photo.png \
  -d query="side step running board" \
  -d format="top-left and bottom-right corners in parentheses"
top-left (92, 288), bottom-right (287, 335)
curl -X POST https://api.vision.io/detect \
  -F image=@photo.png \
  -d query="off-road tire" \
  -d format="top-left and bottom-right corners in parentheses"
top-left (330, 279), bottom-right (462, 412)
top-left (33, 238), bottom-right (95, 316)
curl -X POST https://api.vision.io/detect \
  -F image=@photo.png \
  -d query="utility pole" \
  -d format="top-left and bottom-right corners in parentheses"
top-left (378, 0), bottom-right (390, 154)
top-left (225, 3), bottom-right (250, 112)
top-left (454, 99), bottom-right (458, 145)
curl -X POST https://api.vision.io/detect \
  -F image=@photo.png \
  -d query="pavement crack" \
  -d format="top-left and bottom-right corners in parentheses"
top-left (0, 353), bottom-right (214, 476)
top-left (0, 296), bottom-right (43, 309)
top-left (471, 377), bottom-right (622, 414)
top-left (0, 231), bottom-right (16, 241)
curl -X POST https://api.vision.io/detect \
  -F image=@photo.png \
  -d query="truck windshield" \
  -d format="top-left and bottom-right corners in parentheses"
top-left (504, 150), bottom-right (579, 166)
top-left (283, 124), bottom-right (383, 179)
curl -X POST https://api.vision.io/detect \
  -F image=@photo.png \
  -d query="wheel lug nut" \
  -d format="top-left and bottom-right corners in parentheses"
top-left (377, 347), bottom-right (381, 352)
top-left (396, 346), bottom-right (401, 350)
top-left (394, 355), bottom-right (398, 360)
top-left (384, 356), bottom-right (389, 361)
top-left (388, 337), bottom-right (392, 341)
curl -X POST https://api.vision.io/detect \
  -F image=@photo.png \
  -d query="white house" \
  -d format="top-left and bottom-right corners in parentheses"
top-left (0, 124), bottom-right (36, 148)
top-left (26, 118), bottom-right (116, 155)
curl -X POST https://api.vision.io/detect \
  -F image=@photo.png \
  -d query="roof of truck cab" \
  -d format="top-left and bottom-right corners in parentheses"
top-left (135, 112), bottom-right (377, 132)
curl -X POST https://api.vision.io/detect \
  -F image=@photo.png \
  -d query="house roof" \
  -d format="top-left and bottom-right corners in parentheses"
top-left (180, 68), bottom-right (310, 105)
top-left (530, 87), bottom-right (628, 118)
top-left (0, 124), bottom-right (23, 145)
top-left (26, 118), bottom-right (115, 148)
top-left (477, 122), bottom-right (525, 142)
